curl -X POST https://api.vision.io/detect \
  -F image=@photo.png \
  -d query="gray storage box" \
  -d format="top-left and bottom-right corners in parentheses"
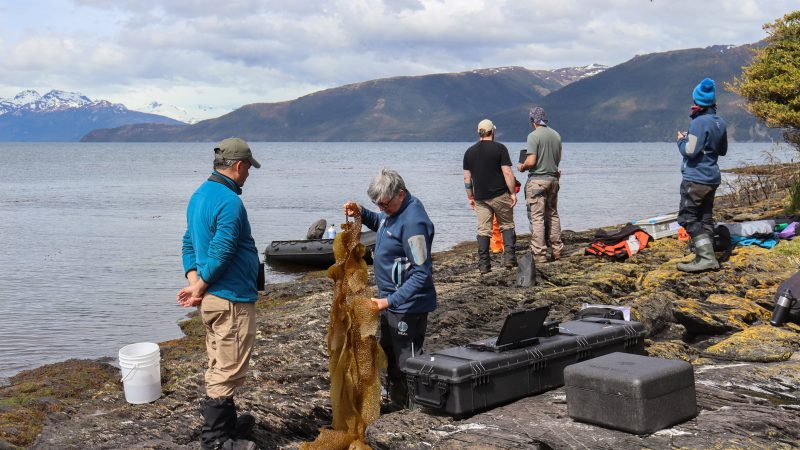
top-left (564, 352), bottom-right (696, 434)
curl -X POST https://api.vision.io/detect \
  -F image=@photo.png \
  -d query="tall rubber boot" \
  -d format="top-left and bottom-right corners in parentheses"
top-left (200, 397), bottom-right (257, 450)
top-left (677, 234), bottom-right (719, 272)
top-left (501, 229), bottom-right (517, 268)
top-left (231, 399), bottom-right (255, 439)
top-left (477, 235), bottom-right (492, 274)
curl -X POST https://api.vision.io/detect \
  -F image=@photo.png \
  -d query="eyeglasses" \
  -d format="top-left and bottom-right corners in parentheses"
top-left (373, 192), bottom-right (399, 209)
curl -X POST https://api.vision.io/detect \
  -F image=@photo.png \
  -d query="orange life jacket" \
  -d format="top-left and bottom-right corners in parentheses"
top-left (585, 230), bottom-right (651, 260)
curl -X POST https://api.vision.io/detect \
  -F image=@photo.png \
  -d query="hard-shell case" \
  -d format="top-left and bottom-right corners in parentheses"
top-left (564, 352), bottom-right (696, 434)
top-left (402, 318), bottom-right (645, 416)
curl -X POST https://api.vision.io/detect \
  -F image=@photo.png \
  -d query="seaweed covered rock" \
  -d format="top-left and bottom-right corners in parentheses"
top-left (6, 193), bottom-right (800, 449)
top-left (705, 323), bottom-right (800, 362)
top-left (368, 360), bottom-right (800, 449)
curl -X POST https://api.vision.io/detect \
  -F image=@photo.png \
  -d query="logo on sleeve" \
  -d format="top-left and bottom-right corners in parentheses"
top-left (407, 235), bottom-right (428, 265)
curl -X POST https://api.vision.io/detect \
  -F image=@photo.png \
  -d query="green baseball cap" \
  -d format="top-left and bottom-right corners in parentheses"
top-left (214, 137), bottom-right (261, 168)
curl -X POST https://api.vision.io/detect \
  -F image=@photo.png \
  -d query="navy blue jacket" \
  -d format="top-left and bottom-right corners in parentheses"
top-left (181, 172), bottom-right (259, 302)
top-left (361, 194), bottom-right (436, 314)
top-left (677, 107), bottom-right (728, 185)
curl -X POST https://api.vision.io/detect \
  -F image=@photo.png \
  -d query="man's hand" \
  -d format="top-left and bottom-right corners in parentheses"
top-left (509, 192), bottom-right (517, 208)
top-left (177, 275), bottom-right (207, 308)
top-left (343, 201), bottom-right (360, 217)
top-left (177, 291), bottom-right (202, 308)
top-left (677, 131), bottom-right (687, 140)
top-left (468, 198), bottom-right (475, 210)
top-left (517, 163), bottom-right (524, 172)
top-left (371, 297), bottom-right (389, 311)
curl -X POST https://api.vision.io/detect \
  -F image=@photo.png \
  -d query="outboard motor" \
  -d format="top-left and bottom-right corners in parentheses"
top-left (770, 270), bottom-right (800, 327)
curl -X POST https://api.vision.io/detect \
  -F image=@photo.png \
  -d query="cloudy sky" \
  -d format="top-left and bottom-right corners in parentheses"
top-left (0, 0), bottom-right (796, 120)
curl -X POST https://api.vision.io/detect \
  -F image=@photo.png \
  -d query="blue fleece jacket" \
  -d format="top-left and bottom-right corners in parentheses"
top-left (677, 107), bottom-right (728, 185)
top-left (361, 194), bottom-right (436, 314)
top-left (181, 172), bottom-right (260, 302)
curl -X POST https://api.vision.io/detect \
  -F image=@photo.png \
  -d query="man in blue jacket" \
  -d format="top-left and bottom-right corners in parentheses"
top-left (675, 78), bottom-right (728, 272)
top-left (178, 137), bottom-right (260, 450)
top-left (344, 168), bottom-right (436, 409)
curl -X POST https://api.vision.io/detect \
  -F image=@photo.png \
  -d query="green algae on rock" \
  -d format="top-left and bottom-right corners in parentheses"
top-left (705, 324), bottom-right (800, 362)
top-left (0, 359), bottom-right (118, 448)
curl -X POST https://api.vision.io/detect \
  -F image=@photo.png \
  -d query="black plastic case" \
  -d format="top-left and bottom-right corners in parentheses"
top-left (402, 318), bottom-right (645, 416)
top-left (564, 352), bottom-right (696, 434)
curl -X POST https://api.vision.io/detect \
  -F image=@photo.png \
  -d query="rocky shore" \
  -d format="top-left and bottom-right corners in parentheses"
top-left (2, 185), bottom-right (800, 449)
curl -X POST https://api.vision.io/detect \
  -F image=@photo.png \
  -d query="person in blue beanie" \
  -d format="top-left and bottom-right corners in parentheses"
top-left (343, 167), bottom-right (436, 409)
top-left (675, 78), bottom-right (728, 272)
top-left (178, 137), bottom-right (261, 450)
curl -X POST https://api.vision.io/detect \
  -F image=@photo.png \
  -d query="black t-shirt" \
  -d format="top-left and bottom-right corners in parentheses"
top-left (463, 140), bottom-right (512, 201)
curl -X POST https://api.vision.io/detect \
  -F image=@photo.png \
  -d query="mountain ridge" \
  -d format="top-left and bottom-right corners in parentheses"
top-left (82, 44), bottom-right (776, 142)
top-left (0, 90), bottom-right (185, 142)
top-left (82, 64), bottom-right (607, 142)
top-left (0, 89), bottom-right (122, 115)
top-left (406, 44), bottom-right (776, 143)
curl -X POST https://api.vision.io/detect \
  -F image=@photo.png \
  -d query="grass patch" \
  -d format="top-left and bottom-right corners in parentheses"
top-left (774, 238), bottom-right (800, 258)
top-left (786, 178), bottom-right (800, 214)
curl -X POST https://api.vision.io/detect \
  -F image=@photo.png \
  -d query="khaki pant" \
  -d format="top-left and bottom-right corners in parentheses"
top-left (474, 193), bottom-right (515, 237)
top-left (201, 294), bottom-right (256, 399)
top-left (525, 178), bottom-right (564, 260)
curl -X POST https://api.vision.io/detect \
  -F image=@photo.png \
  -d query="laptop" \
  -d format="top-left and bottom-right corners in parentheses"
top-left (466, 305), bottom-right (550, 352)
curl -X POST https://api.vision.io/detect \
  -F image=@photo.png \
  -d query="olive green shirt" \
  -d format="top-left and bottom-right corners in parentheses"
top-left (526, 126), bottom-right (562, 179)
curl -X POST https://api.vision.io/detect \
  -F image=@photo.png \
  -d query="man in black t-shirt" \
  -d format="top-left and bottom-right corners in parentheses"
top-left (463, 119), bottom-right (518, 273)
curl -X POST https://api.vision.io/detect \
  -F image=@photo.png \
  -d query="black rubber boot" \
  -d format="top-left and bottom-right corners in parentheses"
top-left (477, 235), bottom-right (492, 274)
top-left (388, 379), bottom-right (409, 409)
top-left (200, 397), bottom-right (257, 450)
top-left (501, 229), bottom-right (517, 268)
top-left (231, 399), bottom-right (255, 439)
top-left (677, 234), bottom-right (719, 272)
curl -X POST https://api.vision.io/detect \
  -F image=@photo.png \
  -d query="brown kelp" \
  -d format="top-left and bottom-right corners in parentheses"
top-left (302, 212), bottom-right (386, 450)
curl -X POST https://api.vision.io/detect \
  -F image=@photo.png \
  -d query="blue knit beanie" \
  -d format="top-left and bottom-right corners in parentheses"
top-left (692, 78), bottom-right (716, 107)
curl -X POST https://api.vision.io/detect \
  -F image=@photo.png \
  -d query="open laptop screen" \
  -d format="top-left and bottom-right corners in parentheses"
top-left (496, 305), bottom-right (550, 346)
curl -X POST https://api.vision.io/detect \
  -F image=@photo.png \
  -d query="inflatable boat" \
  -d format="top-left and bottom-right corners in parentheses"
top-left (264, 230), bottom-right (377, 267)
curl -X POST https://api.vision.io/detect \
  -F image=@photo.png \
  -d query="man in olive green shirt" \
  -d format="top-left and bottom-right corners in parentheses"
top-left (517, 107), bottom-right (564, 263)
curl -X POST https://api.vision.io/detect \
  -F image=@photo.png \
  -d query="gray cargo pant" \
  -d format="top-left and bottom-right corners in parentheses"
top-left (525, 177), bottom-right (564, 261)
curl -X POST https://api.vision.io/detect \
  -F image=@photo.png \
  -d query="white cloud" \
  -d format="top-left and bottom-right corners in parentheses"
top-left (0, 0), bottom-right (797, 120)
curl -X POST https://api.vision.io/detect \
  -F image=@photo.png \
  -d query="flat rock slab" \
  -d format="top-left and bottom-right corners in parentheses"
top-left (367, 361), bottom-right (800, 449)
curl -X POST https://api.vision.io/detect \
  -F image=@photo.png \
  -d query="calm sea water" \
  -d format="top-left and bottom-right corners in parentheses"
top-left (0, 142), bottom-right (792, 379)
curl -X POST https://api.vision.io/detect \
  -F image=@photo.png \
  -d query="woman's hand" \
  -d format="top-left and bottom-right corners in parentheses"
top-left (343, 201), bottom-right (361, 217)
top-left (371, 297), bottom-right (389, 311)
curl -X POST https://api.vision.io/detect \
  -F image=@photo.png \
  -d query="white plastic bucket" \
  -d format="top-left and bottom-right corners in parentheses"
top-left (118, 342), bottom-right (161, 404)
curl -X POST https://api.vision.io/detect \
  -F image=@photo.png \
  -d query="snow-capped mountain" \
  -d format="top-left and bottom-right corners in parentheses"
top-left (0, 89), bottom-right (185, 141)
top-left (549, 63), bottom-right (609, 84)
top-left (0, 89), bottom-right (128, 115)
top-left (133, 101), bottom-right (228, 125)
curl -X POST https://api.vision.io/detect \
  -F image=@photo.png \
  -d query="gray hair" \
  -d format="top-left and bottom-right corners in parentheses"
top-left (213, 157), bottom-right (238, 170)
top-left (367, 167), bottom-right (407, 203)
